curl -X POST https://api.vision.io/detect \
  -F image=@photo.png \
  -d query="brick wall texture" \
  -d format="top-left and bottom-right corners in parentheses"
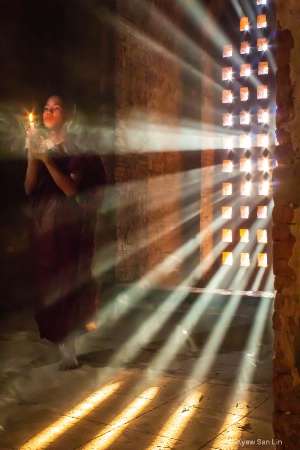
top-left (114, 0), bottom-right (184, 286)
top-left (273, 1), bottom-right (300, 448)
top-left (114, 0), bottom-right (223, 287)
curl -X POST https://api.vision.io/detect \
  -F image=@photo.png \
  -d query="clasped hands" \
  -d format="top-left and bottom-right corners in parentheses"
top-left (26, 127), bottom-right (49, 162)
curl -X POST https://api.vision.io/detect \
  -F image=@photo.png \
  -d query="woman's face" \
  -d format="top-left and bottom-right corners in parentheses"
top-left (43, 96), bottom-right (67, 130)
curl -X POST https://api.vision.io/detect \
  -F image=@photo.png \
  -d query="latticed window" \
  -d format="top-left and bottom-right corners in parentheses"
top-left (219, 0), bottom-right (275, 291)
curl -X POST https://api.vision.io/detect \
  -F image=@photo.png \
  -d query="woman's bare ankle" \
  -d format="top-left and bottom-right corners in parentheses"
top-left (58, 338), bottom-right (78, 370)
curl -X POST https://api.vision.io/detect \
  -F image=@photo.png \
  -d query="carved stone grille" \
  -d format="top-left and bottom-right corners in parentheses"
top-left (217, 0), bottom-right (275, 291)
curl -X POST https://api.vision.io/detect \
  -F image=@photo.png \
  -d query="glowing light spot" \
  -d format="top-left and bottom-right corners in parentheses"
top-left (257, 229), bottom-right (268, 243)
top-left (222, 183), bottom-right (232, 196)
top-left (258, 253), bottom-right (268, 267)
top-left (257, 38), bottom-right (267, 51)
top-left (240, 134), bottom-right (251, 148)
top-left (240, 158), bottom-right (251, 172)
top-left (222, 229), bottom-right (232, 243)
top-left (223, 113), bottom-right (233, 127)
top-left (222, 90), bottom-right (233, 103)
top-left (241, 253), bottom-right (250, 267)
top-left (258, 109), bottom-right (269, 123)
top-left (257, 134), bottom-right (269, 147)
top-left (223, 44), bottom-right (232, 58)
top-left (222, 252), bottom-right (233, 266)
top-left (240, 64), bottom-right (251, 77)
top-left (222, 206), bottom-right (232, 219)
top-left (240, 17), bottom-right (249, 32)
top-left (223, 44), bottom-right (233, 57)
top-left (258, 61), bottom-right (268, 75)
top-left (240, 41), bottom-right (250, 54)
top-left (240, 111), bottom-right (250, 125)
top-left (257, 0), bottom-right (267, 4)
top-left (223, 136), bottom-right (234, 150)
top-left (146, 392), bottom-right (200, 449)
top-left (19, 381), bottom-right (123, 450)
top-left (222, 67), bottom-right (233, 81)
top-left (29, 113), bottom-right (33, 123)
top-left (82, 387), bottom-right (158, 450)
top-left (257, 14), bottom-right (267, 28)
top-left (240, 87), bottom-right (249, 101)
top-left (240, 229), bottom-right (249, 243)
top-left (258, 157), bottom-right (269, 171)
top-left (86, 321), bottom-right (97, 331)
top-left (240, 181), bottom-right (251, 196)
top-left (257, 206), bottom-right (267, 218)
top-left (240, 206), bottom-right (249, 219)
top-left (258, 180), bottom-right (269, 196)
top-left (257, 85), bottom-right (268, 99)
top-left (222, 160), bottom-right (233, 172)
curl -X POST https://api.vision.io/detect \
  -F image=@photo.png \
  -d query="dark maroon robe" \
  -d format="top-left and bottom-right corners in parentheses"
top-left (29, 142), bottom-right (105, 343)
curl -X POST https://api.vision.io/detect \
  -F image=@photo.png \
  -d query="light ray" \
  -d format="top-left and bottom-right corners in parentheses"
top-left (108, 263), bottom-right (202, 368)
top-left (81, 387), bottom-right (158, 450)
top-left (146, 391), bottom-right (200, 449)
top-left (19, 380), bottom-right (122, 450)
top-left (210, 296), bottom-right (272, 448)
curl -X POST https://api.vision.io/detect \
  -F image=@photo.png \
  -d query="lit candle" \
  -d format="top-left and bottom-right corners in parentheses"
top-left (28, 113), bottom-right (34, 129)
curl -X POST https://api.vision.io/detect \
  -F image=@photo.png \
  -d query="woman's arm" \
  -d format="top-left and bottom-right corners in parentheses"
top-left (40, 153), bottom-right (82, 197)
top-left (24, 154), bottom-right (40, 196)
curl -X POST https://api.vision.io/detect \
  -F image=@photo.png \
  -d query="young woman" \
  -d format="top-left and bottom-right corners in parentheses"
top-left (25, 95), bottom-right (106, 370)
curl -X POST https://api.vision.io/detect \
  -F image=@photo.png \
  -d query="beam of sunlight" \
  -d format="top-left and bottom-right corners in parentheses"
top-left (177, 0), bottom-right (276, 80)
top-left (104, 197), bottom-right (270, 377)
top-left (95, 229), bottom-right (204, 328)
top-left (108, 263), bottom-right (202, 368)
top-left (105, 6), bottom-right (221, 93)
top-left (93, 167), bottom-right (202, 280)
top-left (95, 195), bottom-right (232, 338)
top-left (264, 270), bottom-right (275, 293)
top-left (182, 263), bottom-right (259, 379)
top-left (189, 294), bottom-right (242, 380)
top-left (143, 0), bottom-right (217, 72)
top-left (146, 391), bottom-right (200, 449)
top-left (237, 297), bottom-right (272, 385)
top-left (94, 177), bottom-right (273, 332)
top-left (177, 0), bottom-right (234, 50)
top-left (209, 296), bottom-right (272, 448)
top-left (19, 380), bottom-right (122, 450)
top-left (82, 387), bottom-right (158, 450)
top-left (92, 212), bottom-right (233, 371)
top-left (145, 260), bottom-right (244, 375)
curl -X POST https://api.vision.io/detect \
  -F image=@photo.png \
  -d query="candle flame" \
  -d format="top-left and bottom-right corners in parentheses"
top-left (29, 113), bottom-right (33, 123)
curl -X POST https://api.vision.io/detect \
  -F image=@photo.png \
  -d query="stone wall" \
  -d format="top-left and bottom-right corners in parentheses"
top-left (114, 0), bottom-right (225, 287)
top-left (114, 0), bottom-right (184, 285)
top-left (273, 1), bottom-right (300, 448)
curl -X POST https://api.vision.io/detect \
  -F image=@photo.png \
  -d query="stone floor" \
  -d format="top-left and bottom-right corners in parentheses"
top-left (0, 289), bottom-right (275, 450)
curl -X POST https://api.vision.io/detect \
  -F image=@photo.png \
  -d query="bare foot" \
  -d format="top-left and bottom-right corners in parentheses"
top-left (58, 339), bottom-right (78, 371)
top-left (85, 320), bottom-right (97, 331)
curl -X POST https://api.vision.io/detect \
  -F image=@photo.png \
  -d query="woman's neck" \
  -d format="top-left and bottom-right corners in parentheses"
top-left (49, 129), bottom-right (66, 145)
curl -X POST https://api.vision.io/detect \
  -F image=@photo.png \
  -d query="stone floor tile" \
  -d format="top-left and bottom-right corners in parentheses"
top-left (1, 403), bottom-right (121, 450)
top-left (76, 428), bottom-right (202, 450)
top-left (63, 373), bottom-right (203, 426)
top-left (112, 374), bottom-right (203, 406)
top-left (248, 397), bottom-right (274, 421)
top-left (176, 381), bottom-right (271, 416)
top-left (0, 301), bottom-right (275, 450)
top-left (123, 390), bottom-right (243, 447)
top-left (0, 403), bottom-right (71, 449)
top-left (205, 416), bottom-right (275, 450)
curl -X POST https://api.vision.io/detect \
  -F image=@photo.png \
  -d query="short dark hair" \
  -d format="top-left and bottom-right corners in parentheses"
top-left (47, 94), bottom-right (76, 116)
